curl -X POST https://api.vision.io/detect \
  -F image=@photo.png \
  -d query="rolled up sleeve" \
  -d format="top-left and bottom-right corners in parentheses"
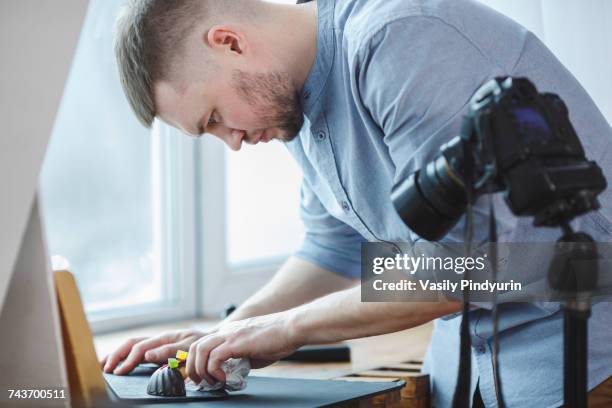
top-left (294, 177), bottom-right (364, 279)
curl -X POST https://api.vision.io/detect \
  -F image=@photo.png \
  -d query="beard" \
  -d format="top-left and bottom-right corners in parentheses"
top-left (231, 70), bottom-right (304, 142)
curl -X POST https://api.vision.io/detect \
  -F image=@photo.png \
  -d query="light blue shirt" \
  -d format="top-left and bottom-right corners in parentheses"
top-left (286, 0), bottom-right (612, 406)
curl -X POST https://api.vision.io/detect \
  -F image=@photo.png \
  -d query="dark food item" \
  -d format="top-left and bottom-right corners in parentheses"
top-left (146, 364), bottom-right (186, 397)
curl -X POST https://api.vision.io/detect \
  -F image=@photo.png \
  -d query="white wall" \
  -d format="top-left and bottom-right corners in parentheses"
top-left (479, 0), bottom-right (612, 124)
top-left (0, 1), bottom-right (88, 310)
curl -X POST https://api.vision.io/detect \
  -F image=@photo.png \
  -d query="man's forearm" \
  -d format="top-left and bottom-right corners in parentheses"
top-left (288, 285), bottom-right (462, 345)
top-left (222, 256), bottom-right (357, 324)
top-left (186, 272), bottom-right (462, 381)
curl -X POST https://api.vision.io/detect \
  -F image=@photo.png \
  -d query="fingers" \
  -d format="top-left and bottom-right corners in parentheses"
top-left (112, 334), bottom-right (170, 375)
top-left (208, 345), bottom-right (236, 384)
top-left (102, 337), bottom-right (147, 374)
top-left (188, 336), bottom-right (224, 386)
top-left (187, 342), bottom-right (198, 384)
top-left (144, 339), bottom-right (193, 363)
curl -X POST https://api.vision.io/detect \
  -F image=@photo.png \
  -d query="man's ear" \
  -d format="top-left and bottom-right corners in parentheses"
top-left (206, 26), bottom-right (246, 55)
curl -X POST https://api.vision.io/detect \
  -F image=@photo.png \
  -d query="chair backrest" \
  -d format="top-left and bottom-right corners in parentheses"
top-left (55, 270), bottom-right (109, 407)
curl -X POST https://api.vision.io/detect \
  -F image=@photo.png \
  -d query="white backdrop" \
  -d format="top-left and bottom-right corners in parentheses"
top-left (0, 1), bottom-right (87, 310)
top-left (479, 0), bottom-right (612, 124)
top-left (0, 1), bottom-right (88, 403)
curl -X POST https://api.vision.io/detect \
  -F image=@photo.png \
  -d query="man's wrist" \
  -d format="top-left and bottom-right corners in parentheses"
top-left (285, 308), bottom-right (308, 348)
top-left (221, 304), bottom-right (261, 324)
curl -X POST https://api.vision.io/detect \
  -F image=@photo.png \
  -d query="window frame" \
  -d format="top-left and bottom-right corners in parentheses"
top-left (195, 138), bottom-right (287, 316)
top-left (88, 124), bottom-right (198, 333)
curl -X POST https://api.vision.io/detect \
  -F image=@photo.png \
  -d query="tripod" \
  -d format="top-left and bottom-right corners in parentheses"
top-left (548, 222), bottom-right (598, 408)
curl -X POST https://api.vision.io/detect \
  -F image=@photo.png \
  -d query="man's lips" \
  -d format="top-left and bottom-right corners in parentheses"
top-left (229, 129), bottom-right (275, 148)
top-left (260, 131), bottom-right (273, 143)
top-left (243, 129), bottom-right (273, 145)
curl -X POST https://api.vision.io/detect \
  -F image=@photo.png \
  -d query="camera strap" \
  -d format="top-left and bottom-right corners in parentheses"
top-left (451, 138), bottom-right (475, 408)
top-left (488, 192), bottom-right (505, 407)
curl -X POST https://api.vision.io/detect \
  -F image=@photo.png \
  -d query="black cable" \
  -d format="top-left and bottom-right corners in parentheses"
top-left (488, 192), bottom-right (505, 407)
top-left (452, 199), bottom-right (472, 408)
top-left (452, 139), bottom-right (474, 408)
top-left (481, 113), bottom-right (505, 407)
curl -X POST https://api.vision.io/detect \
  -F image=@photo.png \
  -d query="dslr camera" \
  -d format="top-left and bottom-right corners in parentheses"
top-left (391, 77), bottom-right (607, 241)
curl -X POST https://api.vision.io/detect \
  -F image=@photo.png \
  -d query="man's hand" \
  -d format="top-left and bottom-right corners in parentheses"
top-left (100, 329), bottom-right (208, 375)
top-left (186, 313), bottom-right (300, 386)
top-left (99, 258), bottom-right (345, 378)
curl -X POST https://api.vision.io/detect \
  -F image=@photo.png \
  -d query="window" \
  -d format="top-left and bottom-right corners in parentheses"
top-left (226, 143), bottom-right (303, 266)
top-left (196, 135), bottom-right (304, 314)
top-left (40, 0), bottom-right (195, 332)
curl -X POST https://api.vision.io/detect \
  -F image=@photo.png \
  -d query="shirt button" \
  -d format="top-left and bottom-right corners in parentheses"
top-left (341, 200), bottom-right (351, 213)
top-left (475, 345), bottom-right (486, 354)
top-left (316, 131), bottom-right (327, 141)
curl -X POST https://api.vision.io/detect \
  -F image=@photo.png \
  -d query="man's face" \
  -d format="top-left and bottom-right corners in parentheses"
top-left (154, 67), bottom-right (304, 151)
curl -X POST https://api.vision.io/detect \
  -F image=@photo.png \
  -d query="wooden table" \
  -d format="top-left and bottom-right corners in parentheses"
top-left (95, 320), bottom-right (433, 407)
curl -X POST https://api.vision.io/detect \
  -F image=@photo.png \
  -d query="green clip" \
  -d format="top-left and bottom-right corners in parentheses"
top-left (168, 358), bottom-right (179, 369)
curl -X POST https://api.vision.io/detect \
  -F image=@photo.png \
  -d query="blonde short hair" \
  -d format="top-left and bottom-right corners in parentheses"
top-left (114, 0), bottom-right (212, 127)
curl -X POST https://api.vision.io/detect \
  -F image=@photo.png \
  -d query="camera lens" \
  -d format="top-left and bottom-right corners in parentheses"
top-left (391, 153), bottom-right (466, 241)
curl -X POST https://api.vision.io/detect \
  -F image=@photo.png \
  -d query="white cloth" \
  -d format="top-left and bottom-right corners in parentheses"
top-left (196, 358), bottom-right (251, 392)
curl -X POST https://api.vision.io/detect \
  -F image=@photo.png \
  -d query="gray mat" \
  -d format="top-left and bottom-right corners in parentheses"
top-left (103, 364), bottom-right (405, 407)
top-left (104, 364), bottom-right (227, 402)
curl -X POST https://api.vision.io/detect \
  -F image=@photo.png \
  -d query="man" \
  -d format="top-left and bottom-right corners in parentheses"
top-left (103, 0), bottom-right (612, 406)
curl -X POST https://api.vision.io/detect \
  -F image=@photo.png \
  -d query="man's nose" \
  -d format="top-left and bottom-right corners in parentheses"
top-left (208, 125), bottom-right (243, 151)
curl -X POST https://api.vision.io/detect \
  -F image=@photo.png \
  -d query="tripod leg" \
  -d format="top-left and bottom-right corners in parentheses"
top-left (564, 306), bottom-right (590, 408)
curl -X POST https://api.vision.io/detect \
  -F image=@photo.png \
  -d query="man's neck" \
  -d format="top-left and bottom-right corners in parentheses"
top-left (263, 0), bottom-right (318, 93)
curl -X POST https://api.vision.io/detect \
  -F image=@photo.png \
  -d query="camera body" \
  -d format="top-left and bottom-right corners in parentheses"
top-left (391, 77), bottom-right (607, 241)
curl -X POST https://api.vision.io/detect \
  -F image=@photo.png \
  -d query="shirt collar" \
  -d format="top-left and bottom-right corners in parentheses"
top-left (300, 0), bottom-right (336, 117)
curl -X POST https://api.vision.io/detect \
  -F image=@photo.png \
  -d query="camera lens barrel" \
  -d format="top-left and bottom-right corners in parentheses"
top-left (391, 154), bottom-right (466, 241)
